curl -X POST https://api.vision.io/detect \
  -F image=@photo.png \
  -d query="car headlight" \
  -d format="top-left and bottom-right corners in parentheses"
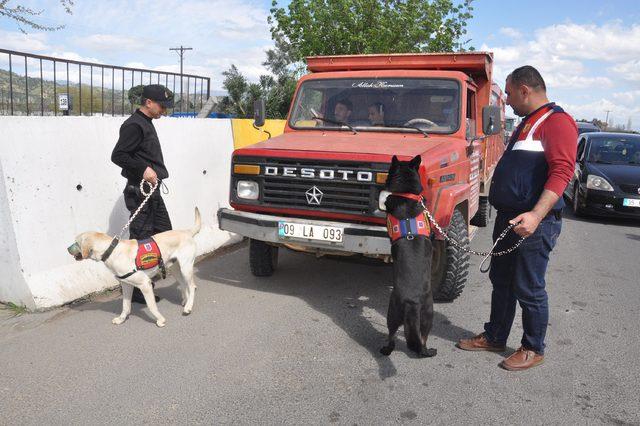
top-left (237, 180), bottom-right (259, 200)
top-left (586, 174), bottom-right (614, 191)
top-left (378, 190), bottom-right (391, 211)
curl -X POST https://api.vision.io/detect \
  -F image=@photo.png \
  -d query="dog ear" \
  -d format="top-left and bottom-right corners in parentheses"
top-left (81, 244), bottom-right (90, 260)
top-left (389, 155), bottom-right (399, 172)
top-left (410, 155), bottom-right (422, 169)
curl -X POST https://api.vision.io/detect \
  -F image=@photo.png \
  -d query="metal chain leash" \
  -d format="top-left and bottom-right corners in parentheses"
top-left (419, 200), bottom-right (527, 273)
top-left (117, 179), bottom-right (158, 239)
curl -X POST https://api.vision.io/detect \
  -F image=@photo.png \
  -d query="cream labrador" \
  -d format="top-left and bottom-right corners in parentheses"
top-left (68, 207), bottom-right (201, 327)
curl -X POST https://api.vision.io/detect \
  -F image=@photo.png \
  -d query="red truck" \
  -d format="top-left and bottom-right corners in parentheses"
top-left (218, 52), bottom-right (505, 301)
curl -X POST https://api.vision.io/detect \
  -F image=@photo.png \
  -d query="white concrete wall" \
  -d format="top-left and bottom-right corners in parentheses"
top-left (0, 116), bottom-right (240, 309)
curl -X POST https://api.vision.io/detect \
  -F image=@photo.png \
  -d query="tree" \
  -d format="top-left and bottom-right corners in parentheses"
top-left (219, 49), bottom-right (298, 119)
top-left (268, 0), bottom-right (474, 62)
top-left (0, 1), bottom-right (74, 33)
top-left (219, 65), bottom-right (249, 116)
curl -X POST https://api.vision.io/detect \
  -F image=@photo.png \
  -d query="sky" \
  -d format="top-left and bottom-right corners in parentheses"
top-left (1, 0), bottom-right (639, 129)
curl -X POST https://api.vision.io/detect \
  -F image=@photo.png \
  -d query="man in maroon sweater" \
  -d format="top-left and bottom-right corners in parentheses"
top-left (457, 66), bottom-right (577, 371)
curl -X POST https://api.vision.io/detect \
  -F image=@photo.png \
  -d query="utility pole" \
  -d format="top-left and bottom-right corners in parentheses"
top-left (605, 110), bottom-right (611, 129)
top-left (169, 45), bottom-right (193, 111)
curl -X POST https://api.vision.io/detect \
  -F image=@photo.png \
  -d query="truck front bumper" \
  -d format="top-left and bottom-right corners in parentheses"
top-left (217, 208), bottom-right (391, 255)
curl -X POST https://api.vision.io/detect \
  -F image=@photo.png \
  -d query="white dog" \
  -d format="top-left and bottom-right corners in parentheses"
top-left (68, 207), bottom-right (201, 327)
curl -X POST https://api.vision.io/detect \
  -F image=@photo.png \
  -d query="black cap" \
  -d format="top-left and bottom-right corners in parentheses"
top-left (142, 84), bottom-right (174, 108)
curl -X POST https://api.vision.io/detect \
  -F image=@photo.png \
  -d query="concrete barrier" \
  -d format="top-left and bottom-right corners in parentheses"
top-left (0, 116), bottom-right (241, 310)
top-left (231, 119), bottom-right (286, 148)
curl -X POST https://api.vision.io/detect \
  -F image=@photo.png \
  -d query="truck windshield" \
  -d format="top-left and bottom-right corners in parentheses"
top-left (289, 78), bottom-right (460, 134)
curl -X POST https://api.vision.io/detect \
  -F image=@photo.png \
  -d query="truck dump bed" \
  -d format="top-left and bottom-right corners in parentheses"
top-left (306, 52), bottom-right (493, 81)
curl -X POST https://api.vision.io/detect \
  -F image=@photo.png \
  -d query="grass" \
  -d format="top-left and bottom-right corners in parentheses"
top-left (3, 302), bottom-right (28, 317)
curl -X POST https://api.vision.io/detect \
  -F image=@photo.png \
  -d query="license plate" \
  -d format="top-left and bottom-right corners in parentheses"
top-left (278, 222), bottom-right (344, 244)
top-left (623, 198), bottom-right (640, 207)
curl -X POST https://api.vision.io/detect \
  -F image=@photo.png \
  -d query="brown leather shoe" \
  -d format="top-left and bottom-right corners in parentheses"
top-left (500, 347), bottom-right (544, 371)
top-left (456, 333), bottom-right (506, 352)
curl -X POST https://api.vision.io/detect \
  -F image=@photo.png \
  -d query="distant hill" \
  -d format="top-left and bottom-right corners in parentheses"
top-left (0, 69), bottom-right (204, 116)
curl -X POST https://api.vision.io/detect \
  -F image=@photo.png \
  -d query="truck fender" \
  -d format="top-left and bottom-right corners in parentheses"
top-left (429, 183), bottom-right (469, 234)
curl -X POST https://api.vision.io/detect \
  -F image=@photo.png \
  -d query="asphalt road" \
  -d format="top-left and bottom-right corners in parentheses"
top-left (1, 206), bottom-right (639, 425)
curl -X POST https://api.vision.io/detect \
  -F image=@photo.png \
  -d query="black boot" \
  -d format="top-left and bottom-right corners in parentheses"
top-left (131, 285), bottom-right (160, 304)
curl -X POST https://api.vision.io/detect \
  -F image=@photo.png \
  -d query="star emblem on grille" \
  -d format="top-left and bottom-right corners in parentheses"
top-left (305, 186), bottom-right (323, 205)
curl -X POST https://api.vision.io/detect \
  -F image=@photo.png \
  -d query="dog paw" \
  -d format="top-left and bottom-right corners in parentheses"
top-left (156, 318), bottom-right (166, 328)
top-left (112, 316), bottom-right (126, 325)
top-left (420, 347), bottom-right (437, 358)
top-left (380, 344), bottom-right (395, 356)
top-left (182, 309), bottom-right (191, 316)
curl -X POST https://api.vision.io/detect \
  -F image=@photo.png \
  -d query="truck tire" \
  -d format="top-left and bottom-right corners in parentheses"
top-left (249, 239), bottom-right (279, 277)
top-left (470, 196), bottom-right (491, 227)
top-left (431, 209), bottom-right (470, 302)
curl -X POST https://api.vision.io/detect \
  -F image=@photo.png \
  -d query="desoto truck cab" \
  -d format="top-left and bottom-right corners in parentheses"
top-left (218, 52), bottom-right (505, 301)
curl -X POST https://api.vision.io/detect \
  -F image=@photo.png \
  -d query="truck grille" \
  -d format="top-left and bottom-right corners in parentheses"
top-left (263, 177), bottom-right (372, 214)
top-left (234, 156), bottom-right (387, 216)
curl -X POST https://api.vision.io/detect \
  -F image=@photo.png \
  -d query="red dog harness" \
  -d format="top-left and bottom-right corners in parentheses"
top-left (135, 238), bottom-right (162, 270)
top-left (117, 237), bottom-right (166, 280)
top-left (386, 193), bottom-right (432, 243)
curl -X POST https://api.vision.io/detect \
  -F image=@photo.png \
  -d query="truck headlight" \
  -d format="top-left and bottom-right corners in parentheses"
top-left (237, 180), bottom-right (259, 200)
top-left (586, 175), bottom-right (614, 191)
top-left (378, 190), bottom-right (391, 211)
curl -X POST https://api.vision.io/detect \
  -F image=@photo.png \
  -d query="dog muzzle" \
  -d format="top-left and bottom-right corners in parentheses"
top-left (67, 242), bottom-right (83, 260)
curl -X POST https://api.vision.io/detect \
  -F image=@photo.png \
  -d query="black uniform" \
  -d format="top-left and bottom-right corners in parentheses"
top-left (111, 109), bottom-right (172, 240)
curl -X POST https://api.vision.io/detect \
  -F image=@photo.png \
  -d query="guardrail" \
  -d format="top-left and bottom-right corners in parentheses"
top-left (0, 48), bottom-right (210, 116)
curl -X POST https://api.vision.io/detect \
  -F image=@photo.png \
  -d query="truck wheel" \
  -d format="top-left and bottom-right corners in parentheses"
top-left (431, 209), bottom-right (470, 302)
top-left (470, 196), bottom-right (491, 227)
top-left (249, 239), bottom-right (279, 277)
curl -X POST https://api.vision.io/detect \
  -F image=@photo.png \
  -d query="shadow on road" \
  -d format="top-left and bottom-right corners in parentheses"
top-left (195, 246), bottom-right (475, 380)
top-left (561, 204), bottom-right (640, 228)
top-left (69, 279), bottom-right (185, 325)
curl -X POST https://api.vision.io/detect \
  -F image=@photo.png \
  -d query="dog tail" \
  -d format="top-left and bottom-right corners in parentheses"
top-left (403, 302), bottom-right (422, 354)
top-left (191, 207), bottom-right (202, 236)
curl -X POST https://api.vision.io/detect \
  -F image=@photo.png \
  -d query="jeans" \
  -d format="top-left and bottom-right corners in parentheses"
top-left (483, 211), bottom-right (562, 354)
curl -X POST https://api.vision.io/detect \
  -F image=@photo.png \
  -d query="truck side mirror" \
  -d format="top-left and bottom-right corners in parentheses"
top-left (482, 105), bottom-right (501, 135)
top-left (253, 99), bottom-right (266, 127)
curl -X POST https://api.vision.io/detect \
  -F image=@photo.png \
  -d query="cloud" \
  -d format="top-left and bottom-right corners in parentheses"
top-left (612, 90), bottom-right (640, 106)
top-left (533, 22), bottom-right (640, 63)
top-left (49, 51), bottom-right (103, 64)
top-left (74, 34), bottom-right (147, 52)
top-left (0, 30), bottom-right (50, 52)
top-left (610, 59), bottom-right (640, 83)
top-left (481, 21), bottom-right (640, 89)
top-left (498, 27), bottom-right (522, 39)
top-left (482, 43), bottom-right (612, 89)
top-left (72, 0), bottom-right (271, 42)
top-left (561, 97), bottom-right (640, 128)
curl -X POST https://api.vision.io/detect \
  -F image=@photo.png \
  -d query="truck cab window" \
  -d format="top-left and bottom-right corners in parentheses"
top-left (289, 78), bottom-right (461, 134)
top-left (466, 88), bottom-right (476, 139)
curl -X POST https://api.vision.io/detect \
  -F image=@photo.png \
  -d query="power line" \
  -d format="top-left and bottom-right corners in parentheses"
top-left (169, 46), bottom-right (193, 108)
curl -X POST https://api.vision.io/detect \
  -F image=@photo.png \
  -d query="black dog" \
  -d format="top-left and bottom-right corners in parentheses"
top-left (380, 155), bottom-right (437, 358)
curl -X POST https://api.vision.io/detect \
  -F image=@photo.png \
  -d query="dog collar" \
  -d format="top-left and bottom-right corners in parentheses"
top-left (390, 192), bottom-right (423, 202)
top-left (101, 237), bottom-right (120, 262)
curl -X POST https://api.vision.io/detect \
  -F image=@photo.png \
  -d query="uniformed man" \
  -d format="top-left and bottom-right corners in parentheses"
top-left (457, 66), bottom-right (577, 371)
top-left (111, 84), bottom-right (174, 304)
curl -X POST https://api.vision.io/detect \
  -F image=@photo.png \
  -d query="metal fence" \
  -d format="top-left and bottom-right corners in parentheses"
top-left (0, 48), bottom-right (210, 117)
